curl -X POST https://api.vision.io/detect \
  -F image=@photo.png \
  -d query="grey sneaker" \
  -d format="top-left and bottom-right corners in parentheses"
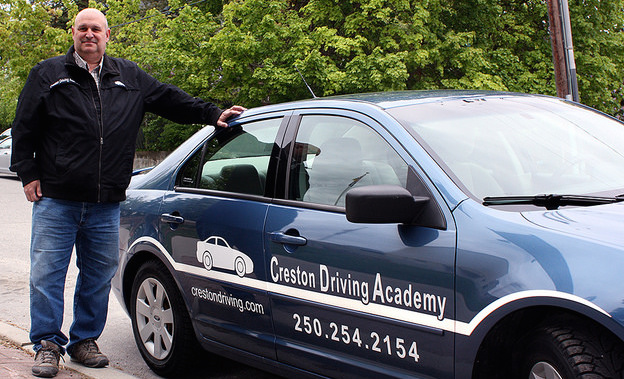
top-left (69, 339), bottom-right (109, 368)
top-left (32, 340), bottom-right (62, 378)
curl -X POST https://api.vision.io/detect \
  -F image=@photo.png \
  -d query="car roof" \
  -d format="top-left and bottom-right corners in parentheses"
top-left (316, 89), bottom-right (523, 108)
top-left (238, 90), bottom-right (543, 118)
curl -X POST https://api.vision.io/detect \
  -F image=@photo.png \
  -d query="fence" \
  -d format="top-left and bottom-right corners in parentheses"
top-left (133, 151), bottom-right (170, 170)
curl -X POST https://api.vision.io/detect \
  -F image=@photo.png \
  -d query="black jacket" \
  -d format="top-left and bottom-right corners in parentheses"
top-left (11, 46), bottom-right (223, 202)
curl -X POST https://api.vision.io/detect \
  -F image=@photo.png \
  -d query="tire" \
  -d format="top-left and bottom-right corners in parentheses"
top-left (234, 256), bottom-right (246, 277)
top-left (517, 317), bottom-right (624, 379)
top-left (202, 251), bottom-right (213, 270)
top-left (130, 260), bottom-right (202, 377)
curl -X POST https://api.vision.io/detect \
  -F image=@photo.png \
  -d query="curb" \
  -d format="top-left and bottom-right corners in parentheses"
top-left (0, 321), bottom-right (137, 379)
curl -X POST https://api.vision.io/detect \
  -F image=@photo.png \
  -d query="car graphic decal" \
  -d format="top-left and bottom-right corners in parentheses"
top-left (196, 236), bottom-right (254, 277)
top-left (130, 236), bottom-right (611, 336)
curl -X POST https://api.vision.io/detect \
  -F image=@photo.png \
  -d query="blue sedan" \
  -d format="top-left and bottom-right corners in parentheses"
top-left (112, 91), bottom-right (624, 378)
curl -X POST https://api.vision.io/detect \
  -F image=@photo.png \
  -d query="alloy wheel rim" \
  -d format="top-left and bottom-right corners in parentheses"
top-left (529, 362), bottom-right (563, 379)
top-left (135, 277), bottom-right (174, 360)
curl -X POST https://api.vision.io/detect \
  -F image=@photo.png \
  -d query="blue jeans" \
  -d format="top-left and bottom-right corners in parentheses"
top-left (30, 198), bottom-right (120, 354)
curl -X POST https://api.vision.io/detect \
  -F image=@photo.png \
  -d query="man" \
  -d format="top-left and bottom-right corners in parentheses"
top-left (10, 8), bottom-right (244, 378)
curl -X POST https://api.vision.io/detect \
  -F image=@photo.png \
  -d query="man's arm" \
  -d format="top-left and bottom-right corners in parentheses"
top-left (11, 66), bottom-right (45, 199)
top-left (138, 66), bottom-right (244, 127)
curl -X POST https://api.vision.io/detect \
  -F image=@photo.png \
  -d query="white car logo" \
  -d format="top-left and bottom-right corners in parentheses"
top-left (196, 236), bottom-right (254, 277)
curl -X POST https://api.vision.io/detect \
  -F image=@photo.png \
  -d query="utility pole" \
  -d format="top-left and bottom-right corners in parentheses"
top-left (547, 0), bottom-right (579, 102)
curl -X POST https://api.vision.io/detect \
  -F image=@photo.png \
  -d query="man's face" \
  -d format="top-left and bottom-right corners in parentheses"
top-left (71, 9), bottom-right (110, 61)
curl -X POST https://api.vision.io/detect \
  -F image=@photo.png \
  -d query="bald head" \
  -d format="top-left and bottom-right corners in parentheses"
top-left (75, 8), bottom-right (108, 29)
top-left (72, 8), bottom-right (110, 68)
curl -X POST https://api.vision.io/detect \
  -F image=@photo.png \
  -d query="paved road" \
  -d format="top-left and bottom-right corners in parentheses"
top-left (0, 175), bottom-right (277, 379)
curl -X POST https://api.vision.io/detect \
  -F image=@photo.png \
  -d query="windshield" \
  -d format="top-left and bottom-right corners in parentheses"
top-left (388, 96), bottom-right (624, 199)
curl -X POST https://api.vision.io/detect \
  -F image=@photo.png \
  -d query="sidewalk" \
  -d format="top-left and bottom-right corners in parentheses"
top-left (0, 321), bottom-right (137, 379)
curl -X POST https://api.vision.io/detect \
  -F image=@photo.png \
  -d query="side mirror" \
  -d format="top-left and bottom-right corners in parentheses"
top-left (345, 185), bottom-right (429, 224)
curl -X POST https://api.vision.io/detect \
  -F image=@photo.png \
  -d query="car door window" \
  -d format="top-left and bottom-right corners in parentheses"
top-left (0, 137), bottom-right (10, 149)
top-left (177, 118), bottom-right (282, 196)
top-left (289, 115), bottom-right (408, 206)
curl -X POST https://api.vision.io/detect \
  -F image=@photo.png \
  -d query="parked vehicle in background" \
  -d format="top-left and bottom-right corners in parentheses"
top-left (113, 90), bottom-right (624, 379)
top-left (0, 137), bottom-right (15, 176)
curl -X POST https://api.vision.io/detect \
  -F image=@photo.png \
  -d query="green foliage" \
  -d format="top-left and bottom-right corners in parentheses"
top-left (106, 0), bottom-right (223, 150)
top-left (138, 114), bottom-right (202, 151)
top-left (0, 0), bottom-right (70, 129)
top-left (438, 0), bottom-right (554, 92)
top-left (568, 0), bottom-right (624, 115)
top-left (204, 0), bottom-right (443, 105)
top-left (2, 0), bottom-right (624, 147)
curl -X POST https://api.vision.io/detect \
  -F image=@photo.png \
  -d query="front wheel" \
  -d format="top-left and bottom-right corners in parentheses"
top-left (130, 260), bottom-right (202, 377)
top-left (518, 317), bottom-right (624, 379)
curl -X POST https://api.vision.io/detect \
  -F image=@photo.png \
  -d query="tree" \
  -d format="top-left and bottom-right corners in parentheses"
top-left (2, 0), bottom-right (624, 145)
top-left (194, 0), bottom-right (556, 104)
top-left (0, 0), bottom-right (70, 129)
top-left (568, 0), bottom-right (624, 115)
top-left (443, 0), bottom-right (624, 115)
top-left (105, 0), bottom-right (225, 150)
top-left (202, 0), bottom-right (448, 106)
top-left (439, 0), bottom-right (553, 93)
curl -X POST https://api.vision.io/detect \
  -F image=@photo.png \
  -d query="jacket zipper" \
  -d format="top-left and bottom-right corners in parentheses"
top-left (97, 95), bottom-right (103, 203)
top-left (88, 76), bottom-right (104, 203)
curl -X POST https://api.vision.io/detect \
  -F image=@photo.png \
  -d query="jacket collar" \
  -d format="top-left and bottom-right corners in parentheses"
top-left (65, 46), bottom-right (120, 77)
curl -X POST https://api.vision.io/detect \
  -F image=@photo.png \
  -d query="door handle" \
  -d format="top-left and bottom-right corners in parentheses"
top-left (269, 232), bottom-right (307, 246)
top-left (160, 213), bottom-right (185, 224)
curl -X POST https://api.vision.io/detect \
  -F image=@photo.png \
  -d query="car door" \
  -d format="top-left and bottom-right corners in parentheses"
top-left (158, 115), bottom-right (286, 359)
top-left (265, 111), bottom-right (457, 378)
